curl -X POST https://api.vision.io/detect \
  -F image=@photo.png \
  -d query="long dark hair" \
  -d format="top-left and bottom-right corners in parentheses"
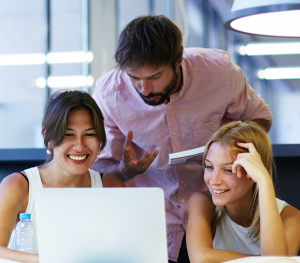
top-left (42, 90), bottom-right (106, 163)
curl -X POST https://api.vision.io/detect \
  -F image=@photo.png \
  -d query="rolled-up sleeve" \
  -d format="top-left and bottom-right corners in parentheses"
top-left (225, 62), bottom-right (273, 121)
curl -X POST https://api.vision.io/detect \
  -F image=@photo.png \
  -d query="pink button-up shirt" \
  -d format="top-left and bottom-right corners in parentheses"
top-left (92, 48), bottom-right (272, 261)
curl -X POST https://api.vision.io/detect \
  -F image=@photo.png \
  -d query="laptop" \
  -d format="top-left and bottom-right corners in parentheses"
top-left (35, 188), bottom-right (168, 263)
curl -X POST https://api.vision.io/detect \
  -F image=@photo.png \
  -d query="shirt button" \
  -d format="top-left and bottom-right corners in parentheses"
top-left (181, 180), bottom-right (184, 184)
top-left (181, 199), bottom-right (186, 203)
top-left (172, 132), bottom-right (176, 136)
top-left (184, 220), bottom-right (188, 224)
top-left (167, 105), bottom-right (170, 109)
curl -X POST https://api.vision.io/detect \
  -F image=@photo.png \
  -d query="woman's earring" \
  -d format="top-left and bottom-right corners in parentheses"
top-left (98, 150), bottom-right (101, 155)
top-left (46, 148), bottom-right (52, 155)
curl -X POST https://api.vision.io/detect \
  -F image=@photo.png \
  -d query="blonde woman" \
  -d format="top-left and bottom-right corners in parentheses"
top-left (187, 121), bottom-right (300, 263)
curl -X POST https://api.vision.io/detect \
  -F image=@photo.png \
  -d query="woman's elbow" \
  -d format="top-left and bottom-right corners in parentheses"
top-left (189, 249), bottom-right (215, 263)
top-left (261, 247), bottom-right (288, 257)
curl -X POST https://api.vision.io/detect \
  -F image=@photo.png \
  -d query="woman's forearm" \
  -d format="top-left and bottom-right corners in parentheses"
top-left (189, 247), bottom-right (252, 263)
top-left (258, 177), bottom-right (288, 256)
top-left (0, 246), bottom-right (39, 263)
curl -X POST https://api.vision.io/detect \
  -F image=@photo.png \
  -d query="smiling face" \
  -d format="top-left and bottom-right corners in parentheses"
top-left (125, 58), bottom-right (182, 106)
top-left (50, 109), bottom-right (100, 176)
top-left (204, 142), bottom-right (254, 208)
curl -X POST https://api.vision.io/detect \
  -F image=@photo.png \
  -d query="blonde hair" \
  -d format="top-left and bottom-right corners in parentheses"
top-left (203, 121), bottom-right (273, 242)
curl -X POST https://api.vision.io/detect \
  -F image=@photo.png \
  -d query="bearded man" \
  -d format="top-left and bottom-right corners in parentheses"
top-left (92, 15), bottom-right (272, 263)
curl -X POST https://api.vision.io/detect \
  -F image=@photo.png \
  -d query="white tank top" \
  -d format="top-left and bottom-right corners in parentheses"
top-left (213, 198), bottom-right (289, 255)
top-left (7, 167), bottom-right (103, 253)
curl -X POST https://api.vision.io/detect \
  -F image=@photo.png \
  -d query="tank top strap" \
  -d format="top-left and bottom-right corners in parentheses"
top-left (276, 198), bottom-right (289, 213)
top-left (24, 167), bottom-right (43, 214)
top-left (89, 169), bottom-right (103, 188)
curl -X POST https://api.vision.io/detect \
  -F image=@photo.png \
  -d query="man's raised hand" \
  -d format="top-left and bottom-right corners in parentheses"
top-left (119, 130), bottom-right (159, 182)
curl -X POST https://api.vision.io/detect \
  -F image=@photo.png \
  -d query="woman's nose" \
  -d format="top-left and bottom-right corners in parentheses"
top-left (210, 170), bottom-right (223, 184)
top-left (73, 137), bottom-right (85, 151)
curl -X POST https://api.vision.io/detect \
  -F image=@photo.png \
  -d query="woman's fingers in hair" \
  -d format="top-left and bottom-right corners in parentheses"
top-left (236, 142), bottom-right (257, 154)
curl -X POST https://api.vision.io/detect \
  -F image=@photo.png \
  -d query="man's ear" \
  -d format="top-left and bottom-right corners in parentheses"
top-left (175, 56), bottom-right (183, 68)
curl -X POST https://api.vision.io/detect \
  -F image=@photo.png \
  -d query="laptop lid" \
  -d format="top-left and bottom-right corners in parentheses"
top-left (35, 188), bottom-right (168, 263)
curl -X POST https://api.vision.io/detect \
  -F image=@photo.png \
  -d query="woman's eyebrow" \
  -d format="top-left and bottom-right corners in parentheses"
top-left (66, 128), bottom-right (96, 131)
top-left (223, 162), bottom-right (234, 165)
top-left (205, 159), bottom-right (233, 165)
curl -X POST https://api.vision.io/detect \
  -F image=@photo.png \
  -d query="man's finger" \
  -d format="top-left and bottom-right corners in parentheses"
top-left (123, 130), bottom-right (134, 164)
top-left (146, 150), bottom-right (159, 164)
top-left (132, 159), bottom-right (138, 165)
top-left (125, 130), bottom-right (133, 147)
top-left (139, 149), bottom-right (159, 167)
top-left (123, 146), bottom-right (132, 164)
top-left (138, 150), bottom-right (153, 166)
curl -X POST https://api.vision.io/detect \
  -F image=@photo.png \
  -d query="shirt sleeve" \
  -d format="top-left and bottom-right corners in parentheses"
top-left (225, 62), bottom-right (273, 121)
top-left (92, 78), bottom-right (125, 163)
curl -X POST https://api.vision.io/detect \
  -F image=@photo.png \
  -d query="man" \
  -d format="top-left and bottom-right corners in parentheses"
top-left (92, 15), bottom-right (272, 262)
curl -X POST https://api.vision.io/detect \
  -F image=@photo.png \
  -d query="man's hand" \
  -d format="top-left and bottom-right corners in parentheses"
top-left (118, 130), bottom-right (159, 182)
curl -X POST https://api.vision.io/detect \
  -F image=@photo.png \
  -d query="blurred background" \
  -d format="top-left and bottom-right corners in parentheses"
top-left (1, 0), bottom-right (300, 149)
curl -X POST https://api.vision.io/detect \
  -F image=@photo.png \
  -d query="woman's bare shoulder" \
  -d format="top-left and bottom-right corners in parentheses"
top-left (281, 204), bottom-right (300, 222)
top-left (190, 190), bottom-right (213, 204)
top-left (0, 172), bottom-right (29, 199)
top-left (0, 172), bottom-right (29, 214)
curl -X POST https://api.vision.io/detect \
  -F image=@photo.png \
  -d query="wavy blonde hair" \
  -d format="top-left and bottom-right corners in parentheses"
top-left (202, 121), bottom-right (273, 242)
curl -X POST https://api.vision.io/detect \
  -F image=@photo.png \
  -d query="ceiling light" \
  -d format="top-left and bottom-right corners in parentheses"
top-left (36, 77), bottom-right (47, 88)
top-left (0, 54), bottom-right (46, 65)
top-left (258, 67), bottom-right (300, 79)
top-left (224, 0), bottom-right (300, 37)
top-left (0, 52), bottom-right (93, 66)
top-left (239, 42), bottom-right (300, 56)
top-left (37, 76), bottom-right (94, 88)
top-left (46, 51), bottom-right (94, 64)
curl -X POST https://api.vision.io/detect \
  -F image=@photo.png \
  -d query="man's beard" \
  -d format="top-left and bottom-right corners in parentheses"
top-left (133, 68), bottom-right (178, 106)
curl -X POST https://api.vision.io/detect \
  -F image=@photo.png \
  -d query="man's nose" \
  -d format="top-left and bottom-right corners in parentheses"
top-left (140, 79), bottom-right (153, 96)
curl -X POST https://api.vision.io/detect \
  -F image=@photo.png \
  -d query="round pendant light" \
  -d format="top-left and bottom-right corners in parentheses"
top-left (224, 0), bottom-right (300, 37)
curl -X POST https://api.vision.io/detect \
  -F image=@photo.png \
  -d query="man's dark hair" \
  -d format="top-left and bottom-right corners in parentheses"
top-left (115, 15), bottom-right (183, 70)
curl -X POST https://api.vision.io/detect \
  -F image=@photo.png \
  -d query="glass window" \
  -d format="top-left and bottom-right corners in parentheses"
top-left (0, 0), bottom-right (46, 148)
top-left (0, 0), bottom-right (89, 149)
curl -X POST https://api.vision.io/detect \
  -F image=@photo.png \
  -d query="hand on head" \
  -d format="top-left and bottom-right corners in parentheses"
top-left (232, 142), bottom-right (270, 185)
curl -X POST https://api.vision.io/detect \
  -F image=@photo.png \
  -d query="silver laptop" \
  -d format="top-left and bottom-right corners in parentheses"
top-left (35, 188), bottom-right (168, 263)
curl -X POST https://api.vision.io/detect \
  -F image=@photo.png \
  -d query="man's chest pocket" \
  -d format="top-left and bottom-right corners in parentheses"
top-left (192, 120), bottom-right (221, 148)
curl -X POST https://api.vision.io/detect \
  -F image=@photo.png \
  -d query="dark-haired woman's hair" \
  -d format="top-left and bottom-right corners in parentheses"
top-left (115, 15), bottom-right (183, 70)
top-left (42, 90), bottom-right (106, 163)
top-left (202, 121), bottom-right (273, 243)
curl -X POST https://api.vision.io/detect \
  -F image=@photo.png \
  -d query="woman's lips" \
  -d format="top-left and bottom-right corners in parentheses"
top-left (212, 188), bottom-right (230, 194)
top-left (67, 154), bottom-right (89, 164)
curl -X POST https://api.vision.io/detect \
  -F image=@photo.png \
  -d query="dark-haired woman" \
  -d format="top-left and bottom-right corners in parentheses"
top-left (186, 121), bottom-right (300, 263)
top-left (0, 90), bottom-right (125, 263)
